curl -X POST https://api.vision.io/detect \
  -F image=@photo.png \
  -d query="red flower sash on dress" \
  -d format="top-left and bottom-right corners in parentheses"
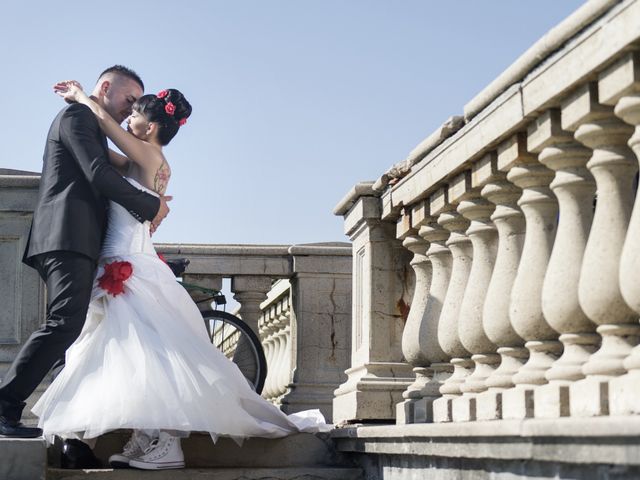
top-left (98, 261), bottom-right (133, 297)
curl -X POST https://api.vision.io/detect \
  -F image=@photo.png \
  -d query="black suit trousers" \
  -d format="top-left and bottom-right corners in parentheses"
top-left (0, 251), bottom-right (95, 422)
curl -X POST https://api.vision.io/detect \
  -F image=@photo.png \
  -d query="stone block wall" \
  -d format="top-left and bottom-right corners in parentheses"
top-left (0, 170), bottom-right (45, 423)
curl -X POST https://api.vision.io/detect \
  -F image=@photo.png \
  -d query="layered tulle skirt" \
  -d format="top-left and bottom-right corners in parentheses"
top-left (32, 252), bottom-right (328, 442)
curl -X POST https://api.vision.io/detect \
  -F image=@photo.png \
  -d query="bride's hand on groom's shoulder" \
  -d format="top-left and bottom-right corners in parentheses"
top-left (53, 80), bottom-right (83, 104)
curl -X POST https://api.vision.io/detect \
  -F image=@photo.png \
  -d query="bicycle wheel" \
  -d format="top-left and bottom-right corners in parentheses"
top-left (200, 310), bottom-right (267, 395)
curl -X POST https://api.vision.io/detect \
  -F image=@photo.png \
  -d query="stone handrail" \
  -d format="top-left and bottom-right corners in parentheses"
top-left (334, 0), bottom-right (640, 426)
top-left (463, 0), bottom-right (620, 119)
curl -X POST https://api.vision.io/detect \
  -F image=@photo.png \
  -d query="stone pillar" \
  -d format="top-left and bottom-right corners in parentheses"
top-left (531, 106), bottom-right (599, 419)
top-left (566, 82), bottom-right (640, 417)
top-left (598, 53), bottom-right (640, 415)
top-left (432, 186), bottom-right (473, 423)
top-left (453, 160), bottom-right (500, 422)
top-left (232, 275), bottom-right (272, 399)
top-left (476, 139), bottom-right (528, 421)
top-left (502, 128), bottom-right (561, 420)
top-left (0, 171), bottom-right (45, 423)
top-left (333, 187), bottom-right (414, 423)
top-left (396, 200), bottom-right (452, 424)
top-left (232, 275), bottom-right (273, 335)
top-left (279, 244), bottom-right (352, 420)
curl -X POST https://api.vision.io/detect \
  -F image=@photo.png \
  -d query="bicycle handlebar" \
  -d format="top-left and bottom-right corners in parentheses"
top-left (166, 258), bottom-right (190, 277)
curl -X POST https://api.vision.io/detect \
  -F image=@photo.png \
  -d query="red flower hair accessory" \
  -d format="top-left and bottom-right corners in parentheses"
top-left (165, 102), bottom-right (176, 115)
top-left (179, 118), bottom-right (187, 126)
top-left (98, 261), bottom-right (133, 297)
top-left (157, 89), bottom-right (169, 99)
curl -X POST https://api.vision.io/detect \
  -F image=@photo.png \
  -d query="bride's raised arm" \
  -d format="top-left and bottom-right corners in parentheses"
top-left (107, 149), bottom-right (132, 176)
top-left (53, 81), bottom-right (162, 172)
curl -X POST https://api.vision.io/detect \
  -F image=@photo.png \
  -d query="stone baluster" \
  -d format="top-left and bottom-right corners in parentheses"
top-left (267, 307), bottom-right (283, 399)
top-left (269, 305), bottom-right (287, 399)
top-left (395, 207), bottom-right (431, 423)
top-left (333, 185), bottom-right (414, 423)
top-left (282, 326), bottom-right (293, 399)
top-left (260, 308), bottom-right (277, 399)
top-left (476, 140), bottom-right (528, 421)
top-left (268, 309), bottom-right (284, 400)
top-left (528, 106), bottom-right (599, 419)
top-left (232, 276), bottom-right (273, 335)
top-left (258, 311), bottom-right (270, 360)
top-left (598, 53), bottom-right (640, 415)
top-left (276, 303), bottom-right (292, 398)
top-left (565, 82), bottom-right (640, 417)
top-left (452, 162), bottom-right (499, 422)
top-left (432, 183), bottom-right (474, 423)
top-left (266, 310), bottom-right (281, 399)
top-left (396, 200), bottom-right (453, 423)
top-left (502, 129), bottom-right (560, 420)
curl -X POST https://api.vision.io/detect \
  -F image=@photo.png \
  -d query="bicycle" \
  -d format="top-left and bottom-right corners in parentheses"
top-left (165, 258), bottom-right (268, 395)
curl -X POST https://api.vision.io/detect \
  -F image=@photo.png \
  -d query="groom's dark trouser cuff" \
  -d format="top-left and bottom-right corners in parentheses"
top-left (0, 251), bottom-right (95, 422)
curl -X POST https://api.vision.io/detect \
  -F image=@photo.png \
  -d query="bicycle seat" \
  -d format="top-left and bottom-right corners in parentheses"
top-left (166, 258), bottom-right (190, 277)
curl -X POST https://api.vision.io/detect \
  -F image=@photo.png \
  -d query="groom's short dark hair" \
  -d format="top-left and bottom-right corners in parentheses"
top-left (97, 65), bottom-right (144, 91)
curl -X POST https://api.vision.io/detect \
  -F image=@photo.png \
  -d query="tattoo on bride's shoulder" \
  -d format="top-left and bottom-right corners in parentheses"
top-left (153, 162), bottom-right (171, 195)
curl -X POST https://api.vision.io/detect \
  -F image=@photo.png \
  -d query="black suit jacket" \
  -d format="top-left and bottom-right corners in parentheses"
top-left (23, 103), bottom-right (160, 266)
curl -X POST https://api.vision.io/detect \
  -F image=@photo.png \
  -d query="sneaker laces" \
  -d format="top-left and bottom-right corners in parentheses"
top-left (122, 432), bottom-right (150, 456)
top-left (121, 438), bottom-right (137, 456)
top-left (143, 438), bottom-right (159, 454)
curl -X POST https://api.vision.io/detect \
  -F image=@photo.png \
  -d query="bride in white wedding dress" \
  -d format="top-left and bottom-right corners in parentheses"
top-left (32, 82), bottom-right (328, 470)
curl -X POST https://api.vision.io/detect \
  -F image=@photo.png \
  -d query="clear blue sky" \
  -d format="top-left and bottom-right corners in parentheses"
top-left (2, 1), bottom-right (584, 246)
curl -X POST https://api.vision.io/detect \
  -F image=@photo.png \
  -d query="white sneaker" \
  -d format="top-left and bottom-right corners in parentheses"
top-left (128, 432), bottom-right (185, 470)
top-left (109, 430), bottom-right (152, 468)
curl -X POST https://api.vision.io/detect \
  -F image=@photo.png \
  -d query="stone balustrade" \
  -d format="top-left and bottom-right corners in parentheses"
top-left (334, 0), bottom-right (640, 430)
top-left (155, 242), bottom-right (352, 420)
top-left (329, 3), bottom-right (640, 477)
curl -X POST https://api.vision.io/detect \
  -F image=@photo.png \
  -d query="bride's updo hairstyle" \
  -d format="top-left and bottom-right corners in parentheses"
top-left (132, 88), bottom-right (192, 145)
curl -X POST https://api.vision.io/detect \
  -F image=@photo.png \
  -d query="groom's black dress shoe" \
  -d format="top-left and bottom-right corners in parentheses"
top-left (0, 417), bottom-right (42, 438)
top-left (61, 439), bottom-right (102, 469)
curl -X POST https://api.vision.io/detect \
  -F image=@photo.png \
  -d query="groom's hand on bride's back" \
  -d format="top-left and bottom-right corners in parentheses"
top-left (150, 195), bottom-right (172, 235)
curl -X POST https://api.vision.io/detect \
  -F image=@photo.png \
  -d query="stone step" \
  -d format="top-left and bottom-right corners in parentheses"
top-left (47, 467), bottom-right (364, 480)
top-left (0, 437), bottom-right (47, 480)
top-left (48, 431), bottom-right (352, 469)
top-left (2, 434), bottom-right (361, 480)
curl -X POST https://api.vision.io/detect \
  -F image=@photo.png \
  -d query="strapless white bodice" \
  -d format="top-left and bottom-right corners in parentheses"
top-left (100, 178), bottom-right (158, 259)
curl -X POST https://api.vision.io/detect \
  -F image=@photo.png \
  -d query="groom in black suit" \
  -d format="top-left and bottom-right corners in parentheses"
top-left (0, 66), bottom-right (170, 447)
